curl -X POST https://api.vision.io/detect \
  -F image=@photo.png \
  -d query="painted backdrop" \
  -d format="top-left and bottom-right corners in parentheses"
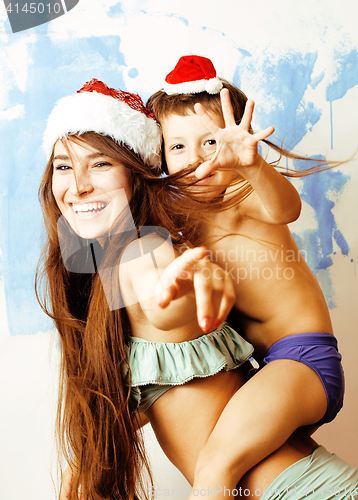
top-left (0, 0), bottom-right (357, 499)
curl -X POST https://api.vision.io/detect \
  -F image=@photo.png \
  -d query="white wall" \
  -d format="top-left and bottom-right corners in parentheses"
top-left (0, 1), bottom-right (357, 498)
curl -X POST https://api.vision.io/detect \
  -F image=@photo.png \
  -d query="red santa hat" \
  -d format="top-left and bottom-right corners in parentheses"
top-left (43, 79), bottom-right (161, 170)
top-left (164, 55), bottom-right (223, 95)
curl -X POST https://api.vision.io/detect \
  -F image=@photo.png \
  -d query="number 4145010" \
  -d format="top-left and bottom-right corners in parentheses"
top-left (6, 3), bottom-right (62, 14)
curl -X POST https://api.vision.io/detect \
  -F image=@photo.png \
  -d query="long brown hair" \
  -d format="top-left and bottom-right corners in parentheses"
top-left (35, 132), bottom-right (188, 500)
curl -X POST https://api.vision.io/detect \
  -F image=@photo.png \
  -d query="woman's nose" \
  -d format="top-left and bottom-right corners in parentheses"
top-left (71, 169), bottom-right (93, 195)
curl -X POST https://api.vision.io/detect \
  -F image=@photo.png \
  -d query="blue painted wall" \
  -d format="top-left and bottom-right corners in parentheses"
top-left (0, 3), bottom-right (357, 337)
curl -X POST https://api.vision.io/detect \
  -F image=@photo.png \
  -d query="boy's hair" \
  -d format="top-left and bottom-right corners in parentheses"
top-left (147, 78), bottom-right (249, 126)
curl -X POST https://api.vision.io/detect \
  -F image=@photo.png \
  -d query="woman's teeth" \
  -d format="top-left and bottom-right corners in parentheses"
top-left (72, 202), bottom-right (107, 215)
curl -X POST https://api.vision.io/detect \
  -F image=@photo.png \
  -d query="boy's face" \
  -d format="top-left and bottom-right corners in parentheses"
top-left (161, 110), bottom-right (236, 192)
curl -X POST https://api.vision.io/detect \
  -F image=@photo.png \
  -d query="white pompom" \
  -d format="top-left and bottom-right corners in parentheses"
top-left (205, 78), bottom-right (223, 95)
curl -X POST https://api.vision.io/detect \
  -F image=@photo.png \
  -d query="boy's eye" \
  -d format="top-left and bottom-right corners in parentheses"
top-left (171, 144), bottom-right (184, 151)
top-left (93, 162), bottom-right (111, 168)
top-left (204, 139), bottom-right (216, 146)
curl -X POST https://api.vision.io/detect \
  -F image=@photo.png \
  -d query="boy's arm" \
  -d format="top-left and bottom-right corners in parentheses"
top-left (194, 90), bottom-right (301, 225)
top-left (120, 237), bottom-right (235, 333)
top-left (232, 154), bottom-right (302, 224)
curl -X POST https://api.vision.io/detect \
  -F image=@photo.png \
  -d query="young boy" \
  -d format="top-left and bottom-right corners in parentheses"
top-left (147, 55), bottom-right (345, 498)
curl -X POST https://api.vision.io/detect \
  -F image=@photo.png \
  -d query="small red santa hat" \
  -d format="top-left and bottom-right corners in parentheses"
top-left (43, 79), bottom-right (161, 170)
top-left (164, 55), bottom-right (223, 95)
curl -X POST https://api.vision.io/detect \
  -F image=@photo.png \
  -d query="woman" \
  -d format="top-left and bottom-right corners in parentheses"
top-left (37, 80), bottom-right (358, 500)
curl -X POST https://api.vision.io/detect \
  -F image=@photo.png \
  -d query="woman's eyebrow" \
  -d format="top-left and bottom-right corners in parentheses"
top-left (53, 154), bottom-right (70, 161)
top-left (86, 152), bottom-right (107, 159)
top-left (53, 152), bottom-right (107, 161)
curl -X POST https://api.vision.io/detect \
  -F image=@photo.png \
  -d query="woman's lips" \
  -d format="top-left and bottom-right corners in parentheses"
top-left (70, 201), bottom-right (108, 218)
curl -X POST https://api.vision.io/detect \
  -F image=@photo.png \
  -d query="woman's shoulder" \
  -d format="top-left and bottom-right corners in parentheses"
top-left (119, 233), bottom-right (178, 302)
top-left (120, 231), bottom-right (184, 269)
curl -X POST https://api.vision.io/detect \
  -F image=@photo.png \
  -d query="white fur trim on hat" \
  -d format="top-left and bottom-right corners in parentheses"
top-left (164, 77), bottom-right (223, 95)
top-left (43, 89), bottom-right (162, 169)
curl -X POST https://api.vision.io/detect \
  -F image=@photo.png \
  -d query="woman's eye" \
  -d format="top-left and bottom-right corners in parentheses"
top-left (54, 164), bottom-right (71, 171)
top-left (205, 139), bottom-right (216, 146)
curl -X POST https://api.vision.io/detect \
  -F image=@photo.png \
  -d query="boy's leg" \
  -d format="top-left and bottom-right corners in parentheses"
top-left (188, 359), bottom-right (327, 500)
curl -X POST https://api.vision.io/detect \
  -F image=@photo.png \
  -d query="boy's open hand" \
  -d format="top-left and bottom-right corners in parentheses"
top-left (194, 88), bottom-right (275, 180)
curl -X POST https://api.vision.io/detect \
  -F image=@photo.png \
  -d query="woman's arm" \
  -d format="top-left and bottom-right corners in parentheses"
top-left (120, 238), bottom-right (235, 333)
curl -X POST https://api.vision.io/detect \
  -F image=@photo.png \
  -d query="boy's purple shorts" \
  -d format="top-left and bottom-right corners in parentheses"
top-left (262, 332), bottom-right (345, 425)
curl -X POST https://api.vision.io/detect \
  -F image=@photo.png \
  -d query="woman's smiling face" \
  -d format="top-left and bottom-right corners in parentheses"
top-left (52, 138), bottom-right (132, 240)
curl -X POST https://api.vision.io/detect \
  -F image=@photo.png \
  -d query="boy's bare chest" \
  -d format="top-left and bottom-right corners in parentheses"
top-left (198, 211), bottom-right (262, 252)
top-left (198, 210), bottom-right (294, 257)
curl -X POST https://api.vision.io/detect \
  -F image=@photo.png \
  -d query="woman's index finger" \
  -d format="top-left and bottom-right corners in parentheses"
top-left (179, 247), bottom-right (209, 269)
top-left (164, 247), bottom-right (208, 283)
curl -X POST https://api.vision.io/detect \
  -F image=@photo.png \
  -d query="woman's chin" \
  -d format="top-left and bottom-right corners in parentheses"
top-left (75, 229), bottom-right (108, 241)
top-left (63, 213), bottom-right (110, 241)
top-left (68, 221), bottom-right (109, 241)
